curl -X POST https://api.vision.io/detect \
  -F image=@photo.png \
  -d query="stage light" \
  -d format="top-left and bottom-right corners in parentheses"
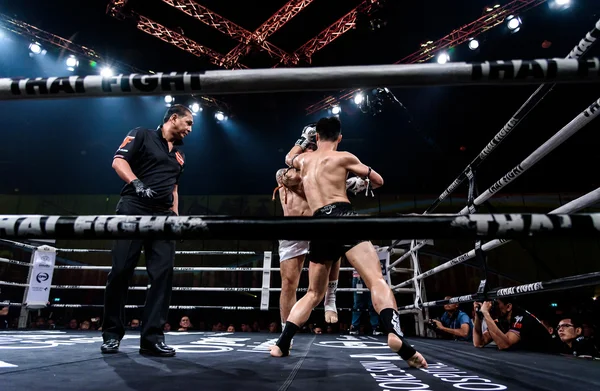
top-left (437, 52), bottom-right (450, 64)
top-left (331, 105), bottom-right (341, 115)
top-left (165, 95), bottom-right (174, 104)
top-left (550, 0), bottom-right (571, 10)
top-left (507, 15), bottom-right (522, 33)
top-left (29, 42), bottom-right (41, 54)
top-left (66, 55), bottom-right (79, 71)
top-left (100, 67), bottom-right (114, 77)
top-left (354, 93), bottom-right (365, 105)
top-left (215, 111), bottom-right (227, 122)
top-left (468, 39), bottom-right (480, 50)
top-left (190, 102), bottom-right (201, 113)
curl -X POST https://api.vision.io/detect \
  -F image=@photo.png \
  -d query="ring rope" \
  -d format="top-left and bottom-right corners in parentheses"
top-left (0, 240), bottom-right (256, 256)
top-left (1, 58), bottom-right (599, 101)
top-left (1, 213), bottom-right (599, 240)
top-left (0, 301), bottom-right (416, 314)
top-left (390, 19), bottom-right (600, 252)
top-left (388, 93), bottom-right (600, 271)
top-left (0, 280), bottom-right (414, 293)
top-left (397, 271), bottom-right (600, 311)
top-left (392, 186), bottom-right (600, 290)
top-left (0, 258), bottom-right (356, 273)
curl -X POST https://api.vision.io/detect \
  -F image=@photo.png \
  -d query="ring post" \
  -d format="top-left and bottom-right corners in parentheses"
top-left (19, 244), bottom-right (57, 328)
top-left (260, 251), bottom-right (272, 311)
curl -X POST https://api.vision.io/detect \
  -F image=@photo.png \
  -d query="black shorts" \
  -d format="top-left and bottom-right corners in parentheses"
top-left (308, 202), bottom-right (367, 264)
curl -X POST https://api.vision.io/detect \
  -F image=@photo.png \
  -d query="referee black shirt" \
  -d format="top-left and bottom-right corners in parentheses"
top-left (114, 126), bottom-right (185, 210)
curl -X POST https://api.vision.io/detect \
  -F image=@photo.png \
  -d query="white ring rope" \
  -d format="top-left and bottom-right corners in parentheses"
top-left (391, 186), bottom-right (600, 291)
top-left (0, 240), bottom-right (256, 256)
top-left (0, 258), bottom-right (356, 273)
top-left (0, 280), bottom-right (414, 293)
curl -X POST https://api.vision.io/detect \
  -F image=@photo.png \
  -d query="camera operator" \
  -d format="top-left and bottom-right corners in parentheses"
top-left (427, 296), bottom-right (472, 342)
top-left (473, 297), bottom-right (552, 352)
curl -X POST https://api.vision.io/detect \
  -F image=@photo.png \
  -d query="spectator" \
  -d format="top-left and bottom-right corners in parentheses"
top-left (473, 298), bottom-right (552, 352)
top-left (129, 319), bottom-right (140, 330)
top-left (240, 323), bottom-right (252, 332)
top-left (268, 322), bottom-right (278, 333)
top-left (227, 324), bottom-right (235, 332)
top-left (35, 317), bottom-right (47, 329)
top-left (67, 319), bottom-right (79, 330)
top-left (164, 323), bottom-right (171, 332)
top-left (350, 271), bottom-right (383, 335)
top-left (0, 305), bottom-right (8, 329)
top-left (80, 321), bottom-right (91, 330)
top-left (179, 316), bottom-right (193, 331)
top-left (429, 296), bottom-right (473, 342)
top-left (556, 315), bottom-right (599, 358)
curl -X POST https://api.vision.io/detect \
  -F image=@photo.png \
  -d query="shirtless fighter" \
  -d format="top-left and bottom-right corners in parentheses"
top-left (273, 126), bottom-right (339, 330)
top-left (270, 117), bottom-right (427, 369)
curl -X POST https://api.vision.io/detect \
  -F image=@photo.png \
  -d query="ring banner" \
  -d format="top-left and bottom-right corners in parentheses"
top-left (24, 245), bottom-right (56, 310)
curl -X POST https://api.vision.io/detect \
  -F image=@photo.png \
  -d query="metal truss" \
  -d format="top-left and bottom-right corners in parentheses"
top-left (161, 0), bottom-right (297, 66)
top-left (225, 0), bottom-right (314, 66)
top-left (293, 0), bottom-right (382, 63)
top-left (305, 0), bottom-right (548, 115)
top-left (136, 14), bottom-right (247, 70)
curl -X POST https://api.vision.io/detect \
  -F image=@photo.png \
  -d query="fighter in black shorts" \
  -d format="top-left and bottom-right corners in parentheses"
top-left (309, 202), bottom-right (366, 264)
top-left (270, 116), bottom-right (427, 369)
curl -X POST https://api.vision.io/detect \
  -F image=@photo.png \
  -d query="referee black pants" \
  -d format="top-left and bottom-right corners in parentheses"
top-left (102, 198), bottom-right (176, 346)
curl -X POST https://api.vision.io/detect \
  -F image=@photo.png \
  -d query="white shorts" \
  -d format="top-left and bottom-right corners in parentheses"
top-left (278, 240), bottom-right (310, 262)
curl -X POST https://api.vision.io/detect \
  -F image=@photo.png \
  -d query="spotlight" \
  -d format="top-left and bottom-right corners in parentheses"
top-left (165, 95), bottom-right (174, 104)
top-left (331, 105), bottom-right (341, 115)
top-left (29, 42), bottom-right (42, 54)
top-left (190, 102), bottom-right (201, 113)
top-left (468, 39), bottom-right (480, 50)
top-left (215, 111), bottom-right (227, 122)
top-left (437, 52), bottom-right (450, 64)
top-left (354, 93), bottom-right (365, 105)
top-left (66, 55), bottom-right (79, 71)
top-left (550, 0), bottom-right (571, 10)
top-left (507, 15), bottom-right (522, 33)
top-left (100, 67), bottom-right (114, 77)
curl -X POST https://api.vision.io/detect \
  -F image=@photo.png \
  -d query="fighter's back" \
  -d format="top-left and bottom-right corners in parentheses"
top-left (300, 149), bottom-right (350, 214)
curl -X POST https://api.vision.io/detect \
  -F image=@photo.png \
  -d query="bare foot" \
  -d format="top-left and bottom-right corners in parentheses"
top-left (270, 345), bottom-right (285, 357)
top-left (406, 352), bottom-right (428, 368)
top-left (325, 310), bottom-right (338, 323)
top-left (387, 334), bottom-right (428, 368)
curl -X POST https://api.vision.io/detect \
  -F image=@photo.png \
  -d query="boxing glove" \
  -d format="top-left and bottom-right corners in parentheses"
top-left (295, 124), bottom-right (316, 151)
top-left (346, 177), bottom-right (368, 194)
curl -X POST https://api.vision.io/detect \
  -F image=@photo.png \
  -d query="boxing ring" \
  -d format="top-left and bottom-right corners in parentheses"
top-left (1, 17), bottom-right (600, 391)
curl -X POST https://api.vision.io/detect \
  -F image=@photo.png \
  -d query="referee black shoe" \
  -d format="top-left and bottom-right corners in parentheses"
top-left (139, 342), bottom-right (176, 357)
top-left (100, 339), bottom-right (120, 354)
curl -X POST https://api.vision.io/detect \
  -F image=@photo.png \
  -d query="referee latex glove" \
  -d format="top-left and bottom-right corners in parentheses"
top-left (131, 179), bottom-right (157, 199)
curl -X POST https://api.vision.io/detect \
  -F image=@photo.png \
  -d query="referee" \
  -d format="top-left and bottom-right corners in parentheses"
top-left (101, 104), bottom-right (193, 357)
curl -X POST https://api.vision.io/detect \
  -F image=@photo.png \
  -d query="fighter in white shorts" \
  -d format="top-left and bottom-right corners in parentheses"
top-left (273, 126), bottom-right (339, 330)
